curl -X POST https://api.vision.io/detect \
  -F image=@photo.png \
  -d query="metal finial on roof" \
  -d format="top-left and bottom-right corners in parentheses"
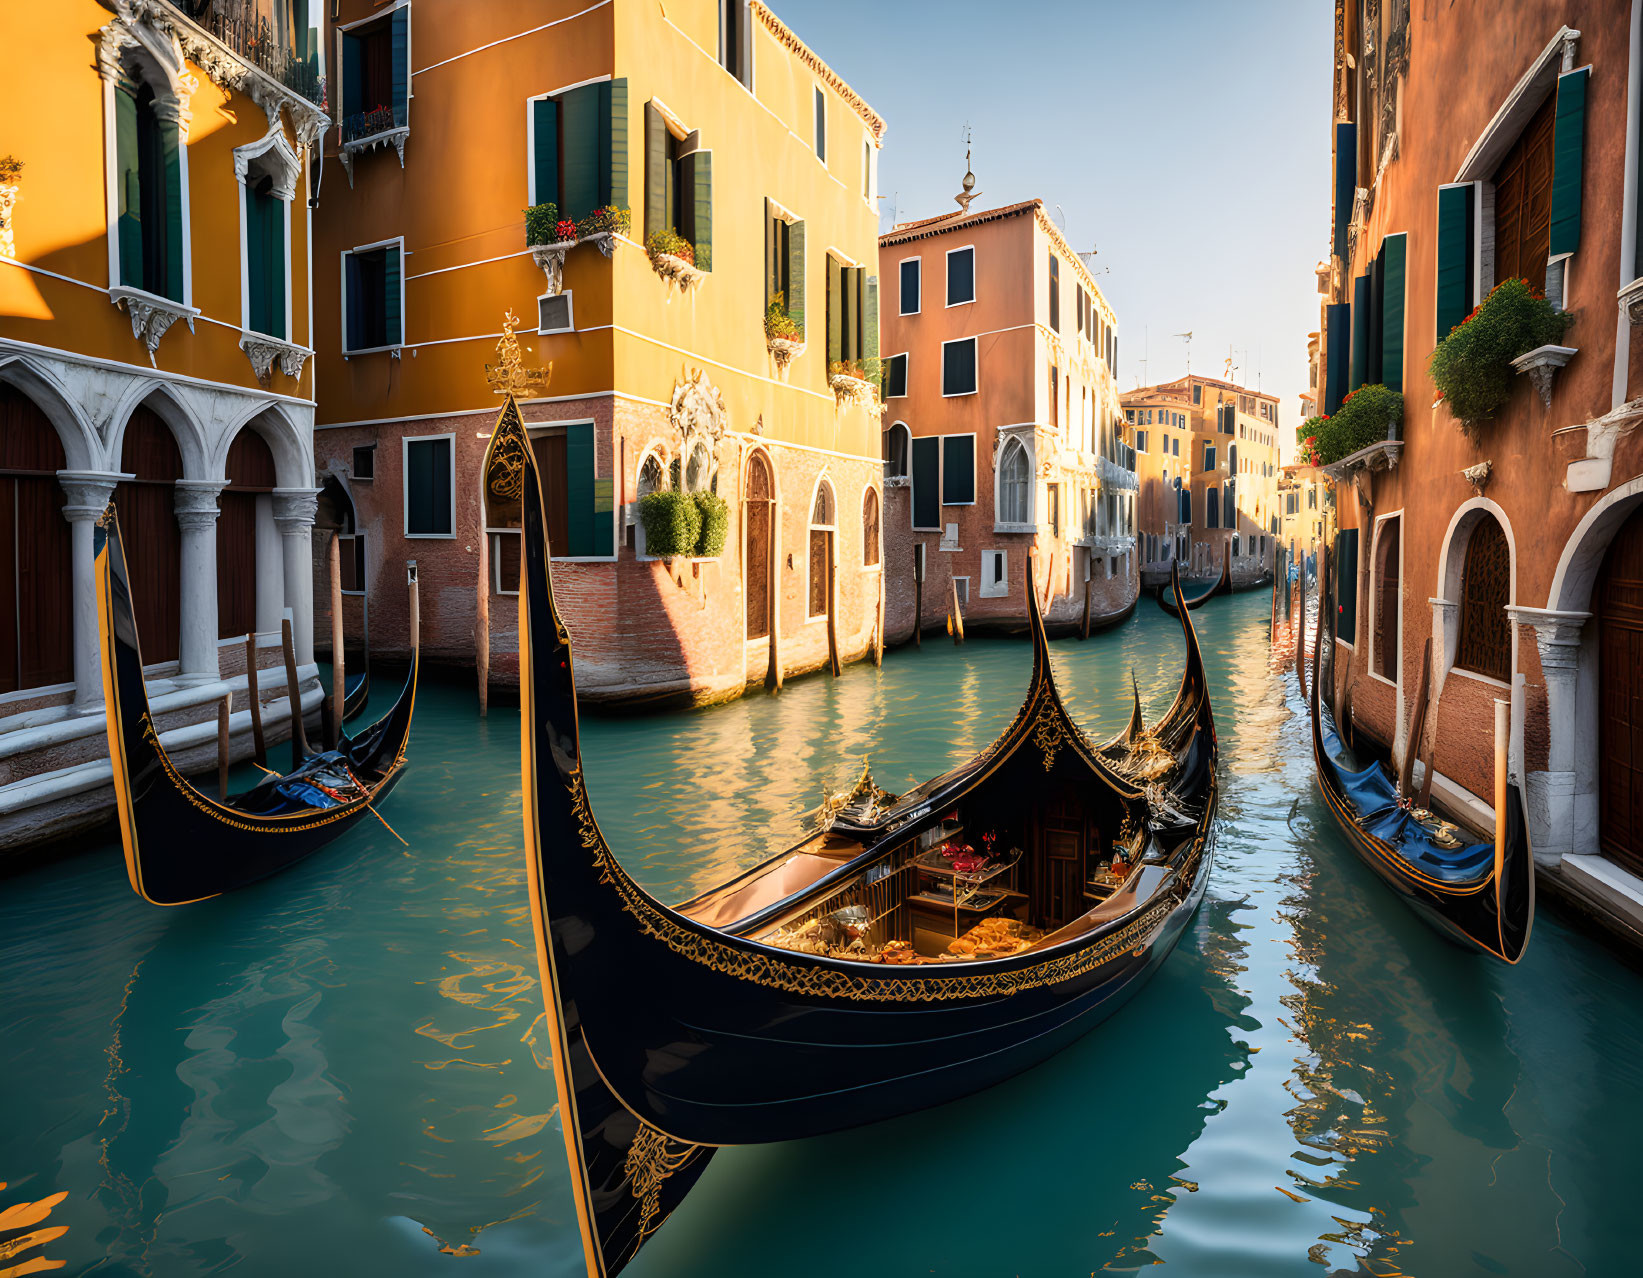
top-left (955, 128), bottom-right (981, 213)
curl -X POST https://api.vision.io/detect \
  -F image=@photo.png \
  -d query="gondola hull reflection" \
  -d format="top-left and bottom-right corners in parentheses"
top-left (1156, 552), bottom-right (1231, 616)
top-left (498, 386), bottom-right (1221, 1277)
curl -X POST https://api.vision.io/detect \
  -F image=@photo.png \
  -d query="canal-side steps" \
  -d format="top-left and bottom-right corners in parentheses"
top-left (0, 663), bottom-right (324, 856)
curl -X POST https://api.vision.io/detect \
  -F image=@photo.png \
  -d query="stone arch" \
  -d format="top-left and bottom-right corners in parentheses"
top-left (0, 356), bottom-right (102, 472)
top-left (234, 126), bottom-right (302, 203)
top-left (107, 381), bottom-right (210, 480)
top-left (1437, 496), bottom-right (1517, 608)
top-left (884, 421), bottom-right (910, 478)
top-left (216, 400), bottom-right (313, 491)
top-left (1546, 477), bottom-right (1643, 615)
top-left (996, 434), bottom-right (1034, 525)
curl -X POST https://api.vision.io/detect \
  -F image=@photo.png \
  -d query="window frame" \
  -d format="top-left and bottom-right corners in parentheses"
top-left (995, 435), bottom-right (1033, 528)
top-left (898, 256), bottom-right (921, 315)
top-left (980, 548), bottom-right (1008, 598)
top-left (351, 444), bottom-right (376, 481)
top-left (861, 485), bottom-right (881, 570)
top-left (234, 133), bottom-right (297, 343)
top-left (103, 59), bottom-right (197, 310)
top-left (884, 351), bottom-right (910, 399)
top-left (813, 85), bottom-right (827, 163)
top-left (945, 245), bottom-right (976, 307)
top-left (489, 530), bottom-right (522, 596)
top-left (805, 473), bottom-right (836, 621)
top-left (402, 432), bottom-right (456, 540)
top-left (537, 289), bottom-right (575, 334)
top-left (884, 421), bottom-right (911, 479)
top-left (940, 336), bottom-right (978, 398)
top-left (336, 0), bottom-right (414, 146)
top-left (340, 235), bottom-right (407, 356)
top-left (939, 432), bottom-right (977, 507)
top-left (339, 531), bottom-right (368, 597)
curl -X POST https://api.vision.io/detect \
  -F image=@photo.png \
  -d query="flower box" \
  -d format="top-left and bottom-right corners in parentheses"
top-left (767, 336), bottom-right (804, 372)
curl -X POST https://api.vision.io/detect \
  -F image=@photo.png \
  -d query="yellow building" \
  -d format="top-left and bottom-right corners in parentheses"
top-left (313, 0), bottom-right (886, 704)
top-left (0, 0), bottom-right (328, 854)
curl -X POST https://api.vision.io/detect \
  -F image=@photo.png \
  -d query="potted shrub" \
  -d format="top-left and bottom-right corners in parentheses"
top-left (692, 491), bottom-right (730, 557)
top-left (576, 205), bottom-right (631, 245)
top-left (1428, 277), bottom-right (1574, 437)
top-left (646, 228), bottom-right (704, 289)
top-left (766, 293), bottom-right (803, 370)
top-left (638, 489), bottom-right (702, 558)
top-left (1295, 384), bottom-right (1404, 468)
top-left (829, 357), bottom-right (881, 403)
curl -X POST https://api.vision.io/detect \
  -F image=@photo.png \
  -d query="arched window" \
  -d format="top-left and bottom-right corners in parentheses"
top-left (637, 453), bottom-right (664, 498)
top-left (862, 486), bottom-right (880, 567)
top-left (1374, 517), bottom-right (1401, 680)
top-left (884, 423), bottom-right (910, 478)
top-left (1456, 517), bottom-right (1510, 680)
top-left (998, 439), bottom-right (1029, 524)
top-left (808, 479), bottom-right (835, 618)
top-left (745, 452), bottom-right (774, 640)
top-left (0, 384), bottom-right (73, 693)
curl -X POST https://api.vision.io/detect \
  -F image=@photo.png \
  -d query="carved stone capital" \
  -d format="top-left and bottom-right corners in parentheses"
top-left (173, 479), bottom-right (225, 532)
top-left (1461, 459), bottom-right (1492, 496)
top-left (56, 470), bottom-right (129, 521)
top-left (1505, 606), bottom-right (1590, 673)
top-left (272, 487), bottom-right (320, 533)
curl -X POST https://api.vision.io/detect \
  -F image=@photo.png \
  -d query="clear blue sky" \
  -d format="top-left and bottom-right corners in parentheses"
top-left (773, 0), bottom-right (1333, 456)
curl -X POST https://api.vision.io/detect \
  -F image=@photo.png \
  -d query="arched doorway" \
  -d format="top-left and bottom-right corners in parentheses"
top-left (117, 406), bottom-right (183, 665)
top-left (219, 427), bottom-right (276, 638)
top-left (744, 452), bottom-right (773, 641)
top-left (1373, 517), bottom-right (1400, 680)
top-left (1596, 504), bottom-right (1643, 877)
top-left (0, 385), bottom-right (73, 693)
top-left (808, 479), bottom-right (835, 621)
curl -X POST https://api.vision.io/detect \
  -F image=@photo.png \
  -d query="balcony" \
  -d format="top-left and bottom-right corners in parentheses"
top-left (163, 1), bottom-right (325, 105)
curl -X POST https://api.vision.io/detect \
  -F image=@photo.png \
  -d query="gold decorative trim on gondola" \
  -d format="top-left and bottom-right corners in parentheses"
top-left (1032, 696), bottom-right (1068, 771)
top-left (570, 769), bottom-right (1177, 1002)
top-left (625, 1123), bottom-right (701, 1240)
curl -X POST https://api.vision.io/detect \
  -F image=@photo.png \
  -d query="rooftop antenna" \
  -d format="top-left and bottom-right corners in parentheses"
top-left (1224, 345), bottom-right (1237, 383)
top-left (955, 125), bottom-right (981, 214)
top-left (1173, 331), bottom-right (1193, 375)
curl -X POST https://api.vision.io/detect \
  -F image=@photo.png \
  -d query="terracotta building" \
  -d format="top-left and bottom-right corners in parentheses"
top-left (0, 0), bottom-right (329, 856)
top-left (311, 0), bottom-right (887, 706)
top-left (878, 197), bottom-right (1137, 639)
top-left (1121, 374), bottom-right (1283, 587)
top-left (1318, 2), bottom-right (1643, 943)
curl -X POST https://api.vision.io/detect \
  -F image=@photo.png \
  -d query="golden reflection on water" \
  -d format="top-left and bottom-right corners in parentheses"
top-left (0, 1180), bottom-right (69, 1275)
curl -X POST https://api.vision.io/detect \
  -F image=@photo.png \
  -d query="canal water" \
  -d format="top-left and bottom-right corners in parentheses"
top-left (3, 592), bottom-right (1642, 1277)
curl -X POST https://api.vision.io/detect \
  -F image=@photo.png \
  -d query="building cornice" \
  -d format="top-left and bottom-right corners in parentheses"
top-left (749, 3), bottom-right (885, 141)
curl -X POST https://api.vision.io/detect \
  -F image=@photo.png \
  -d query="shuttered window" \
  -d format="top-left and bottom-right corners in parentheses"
top-left (245, 178), bottom-right (286, 339)
top-left (899, 257), bottom-right (920, 314)
top-left (941, 337), bottom-right (977, 396)
top-left (763, 202), bottom-right (804, 333)
top-left (405, 436), bottom-right (453, 537)
top-left (1379, 233), bottom-right (1406, 392)
top-left (1350, 272), bottom-right (1371, 391)
top-left (826, 260), bottom-right (871, 366)
top-left (535, 80), bottom-right (628, 223)
top-left (1435, 184), bottom-right (1475, 339)
top-left (1333, 121), bottom-right (1356, 261)
top-left (1492, 91), bottom-right (1556, 295)
top-left (1549, 67), bottom-right (1589, 258)
top-left (115, 79), bottom-right (184, 301)
top-left (813, 86), bottom-right (826, 161)
top-left (344, 242), bottom-right (402, 352)
top-left (911, 436), bottom-right (940, 529)
top-left (340, 7), bottom-right (409, 142)
top-left (1324, 302), bottom-right (1350, 414)
top-left (1048, 253), bottom-right (1060, 332)
top-left (884, 352), bottom-right (908, 398)
top-left (1206, 488), bottom-right (1220, 529)
top-left (946, 246), bottom-right (975, 306)
top-left (942, 436), bottom-right (976, 505)
top-left (564, 421), bottom-right (612, 557)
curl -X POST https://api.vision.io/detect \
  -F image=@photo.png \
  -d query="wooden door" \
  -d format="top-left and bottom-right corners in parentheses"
top-left (531, 432), bottom-right (570, 557)
top-left (1039, 830), bottom-right (1083, 932)
top-left (1492, 92), bottom-right (1556, 295)
top-left (0, 386), bottom-right (73, 694)
top-left (1598, 505), bottom-right (1643, 876)
top-left (117, 407), bottom-right (183, 666)
top-left (745, 454), bottom-right (772, 639)
top-left (1374, 518), bottom-right (1400, 679)
top-left (218, 428), bottom-right (274, 639)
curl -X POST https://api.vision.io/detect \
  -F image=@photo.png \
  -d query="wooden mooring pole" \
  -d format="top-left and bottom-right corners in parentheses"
top-left (243, 632), bottom-right (266, 765)
top-left (282, 617), bottom-right (309, 766)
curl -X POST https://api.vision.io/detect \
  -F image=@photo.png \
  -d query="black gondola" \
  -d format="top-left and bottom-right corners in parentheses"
top-left (94, 508), bottom-right (418, 906)
top-left (1309, 546), bottom-right (1533, 961)
top-left (496, 392), bottom-right (1221, 1278)
top-left (1155, 550), bottom-right (1231, 616)
top-left (342, 663), bottom-right (370, 721)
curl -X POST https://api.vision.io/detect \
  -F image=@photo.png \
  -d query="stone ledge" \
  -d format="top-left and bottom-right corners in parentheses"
top-left (1559, 853), bottom-right (1643, 932)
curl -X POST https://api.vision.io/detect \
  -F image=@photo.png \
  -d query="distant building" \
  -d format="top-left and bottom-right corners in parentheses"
top-left (1121, 375), bottom-right (1283, 586)
top-left (1277, 464), bottom-right (1331, 565)
top-left (0, 0), bottom-right (328, 854)
top-left (312, 0), bottom-right (887, 705)
top-left (879, 197), bottom-right (1136, 637)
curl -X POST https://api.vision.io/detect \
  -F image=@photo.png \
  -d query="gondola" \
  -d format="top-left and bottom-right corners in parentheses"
top-left (1309, 546), bottom-right (1533, 962)
top-left (94, 506), bottom-right (418, 906)
top-left (1155, 550), bottom-right (1230, 616)
top-left (500, 386), bottom-right (1220, 1278)
top-left (342, 663), bottom-right (370, 721)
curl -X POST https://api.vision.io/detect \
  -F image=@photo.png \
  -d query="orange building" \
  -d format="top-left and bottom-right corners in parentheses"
top-left (878, 196), bottom-right (1136, 638)
top-left (0, 0), bottom-right (328, 855)
top-left (311, 0), bottom-right (887, 705)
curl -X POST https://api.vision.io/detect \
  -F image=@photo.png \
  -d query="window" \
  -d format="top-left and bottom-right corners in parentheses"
top-left (1045, 483), bottom-right (1060, 537)
top-left (1048, 253), bottom-right (1060, 332)
top-left (899, 257), bottom-right (921, 315)
top-left (1125, 409), bottom-right (1135, 423)
top-left (642, 100), bottom-right (711, 270)
top-left (1232, 535), bottom-right (1241, 558)
top-left (808, 480), bottom-right (834, 617)
top-left (341, 532), bottom-right (368, 595)
top-left (862, 487), bottom-right (880, 567)
top-left (884, 422), bottom-right (910, 477)
top-left (942, 435), bottom-right (976, 505)
top-left (1375, 518), bottom-right (1400, 680)
top-left (863, 136), bottom-right (876, 201)
top-left (911, 436), bottom-right (940, 529)
top-left (942, 337), bottom-right (977, 397)
top-left (404, 435), bottom-right (454, 537)
top-left (531, 77), bottom-right (628, 235)
top-left (343, 240), bottom-right (403, 352)
top-left (1192, 383), bottom-right (1202, 404)
top-left (243, 172), bottom-right (287, 339)
top-left (884, 352), bottom-right (908, 398)
top-left (1049, 365), bottom-right (1058, 429)
top-left (538, 292), bottom-right (574, 333)
top-left (946, 246), bottom-right (975, 306)
top-left (765, 202), bottom-right (803, 335)
top-left (1456, 517), bottom-right (1511, 680)
top-left (813, 86), bottom-right (827, 161)
top-left (351, 444), bottom-right (376, 481)
top-left (113, 79), bottom-right (184, 301)
top-left (981, 549), bottom-right (1008, 598)
top-left (1172, 436), bottom-right (1180, 457)
top-left (339, 6), bottom-right (410, 144)
top-left (998, 439), bottom-right (1030, 524)
top-left (1203, 444), bottom-right (1217, 471)
top-left (718, 0), bottom-right (752, 89)
top-left (1136, 430), bottom-right (1148, 453)
top-left (1206, 488), bottom-right (1220, 529)
top-left (954, 577), bottom-right (970, 606)
top-left (826, 256), bottom-right (874, 370)
top-left (1492, 91), bottom-right (1556, 296)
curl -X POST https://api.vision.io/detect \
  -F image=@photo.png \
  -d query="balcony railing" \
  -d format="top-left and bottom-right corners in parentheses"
top-left (342, 103), bottom-right (409, 146)
top-left (163, 1), bottom-right (325, 106)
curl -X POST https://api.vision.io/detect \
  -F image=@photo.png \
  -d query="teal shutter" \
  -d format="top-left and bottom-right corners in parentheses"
top-left (1335, 529), bottom-right (1359, 639)
top-left (1435, 183), bottom-right (1474, 338)
top-left (161, 117), bottom-right (184, 302)
top-left (787, 219), bottom-right (805, 335)
top-left (341, 31), bottom-right (363, 119)
top-left (1380, 233), bottom-right (1406, 392)
top-left (864, 273), bottom-right (879, 367)
top-left (1324, 302), bottom-right (1350, 414)
top-left (941, 435), bottom-right (975, 504)
top-left (644, 103), bottom-right (667, 238)
top-left (560, 84), bottom-right (601, 221)
top-left (567, 422), bottom-right (596, 556)
top-left (1349, 273), bottom-right (1370, 391)
top-left (683, 149), bottom-right (711, 271)
top-left (390, 8), bottom-right (409, 126)
top-left (911, 436), bottom-right (939, 528)
top-left (344, 252), bottom-right (364, 350)
top-left (1550, 67), bottom-right (1588, 258)
top-left (115, 82), bottom-right (143, 288)
top-left (1368, 248), bottom-right (1385, 386)
top-left (1333, 122), bottom-right (1356, 261)
top-left (383, 244), bottom-right (402, 346)
top-left (532, 98), bottom-right (559, 208)
top-left (827, 255), bottom-right (842, 364)
top-left (605, 78), bottom-right (628, 212)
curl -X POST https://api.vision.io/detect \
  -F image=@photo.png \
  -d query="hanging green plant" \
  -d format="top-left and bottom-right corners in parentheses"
top-left (1428, 278), bottom-right (1573, 436)
top-left (1295, 384), bottom-right (1404, 466)
top-left (692, 491), bottom-right (730, 557)
top-left (639, 490), bottom-right (702, 558)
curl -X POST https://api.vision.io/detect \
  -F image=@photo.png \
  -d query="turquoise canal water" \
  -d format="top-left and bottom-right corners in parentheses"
top-left (4, 592), bottom-right (1643, 1276)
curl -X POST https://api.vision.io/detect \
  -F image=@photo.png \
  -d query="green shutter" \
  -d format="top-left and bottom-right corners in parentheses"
top-left (268, 196), bottom-right (286, 340)
top-left (827, 255), bottom-right (842, 364)
top-left (1380, 232), bottom-right (1406, 392)
top-left (1325, 302), bottom-right (1350, 414)
top-left (865, 273), bottom-right (879, 374)
top-left (567, 422), bottom-right (596, 556)
top-left (345, 252), bottom-right (364, 350)
top-left (1550, 67), bottom-right (1588, 258)
top-left (941, 435), bottom-right (975, 504)
top-left (604, 78), bottom-right (628, 212)
top-left (787, 218), bottom-right (805, 335)
top-left (685, 149), bottom-right (711, 271)
top-left (1333, 121), bottom-right (1356, 260)
top-left (1368, 248), bottom-right (1385, 386)
top-left (1350, 273), bottom-right (1370, 391)
top-left (1435, 183), bottom-right (1474, 339)
top-left (560, 83), bottom-right (601, 221)
top-left (911, 436), bottom-right (939, 528)
top-left (341, 30), bottom-right (363, 119)
top-left (645, 103), bottom-right (667, 239)
top-left (533, 98), bottom-right (559, 208)
top-left (244, 185), bottom-right (261, 331)
top-left (383, 244), bottom-right (402, 346)
top-left (115, 82), bottom-right (143, 288)
top-left (161, 117), bottom-right (184, 302)
top-left (390, 8), bottom-right (410, 124)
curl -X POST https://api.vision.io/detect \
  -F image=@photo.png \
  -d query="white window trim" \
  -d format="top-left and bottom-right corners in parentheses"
top-left (898, 256), bottom-right (921, 316)
top-left (341, 235), bottom-right (408, 356)
top-left (100, 63), bottom-right (195, 309)
top-left (402, 432), bottom-right (457, 539)
top-left (340, 531), bottom-right (368, 597)
top-left (940, 336), bottom-right (978, 399)
top-left (940, 432), bottom-right (977, 507)
top-left (861, 485), bottom-right (882, 571)
top-left (945, 244), bottom-right (976, 308)
top-left (953, 576), bottom-right (971, 606)
top-left (885, 351), bottom-right (910, 398)
top-left (337, 0), bottom-right (414, 143)
top-left (804, 472), bottom-right (836, 622)
top-left (488, 529), bottom-right (521, 596)
top-left (234, 132), bottom-right (297, 343)
top-left (995, 435), bottom-right (1035, 527)
top-left (537, 289), bottom-right (575, 334)
top-left (980, 548), bottom-right (1008, 598)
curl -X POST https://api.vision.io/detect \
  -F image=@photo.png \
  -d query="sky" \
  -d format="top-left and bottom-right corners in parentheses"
top-left (772, 0), bottom-right (1334, 460)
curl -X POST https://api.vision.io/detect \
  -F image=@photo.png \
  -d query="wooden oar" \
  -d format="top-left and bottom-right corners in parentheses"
top-left (328, 532), bottom-right (344, 749)
top-left (243, 632), bottom-right (266, 764)
top-left (1400, 637), bottom-right (1432, 796)
top-left (913, 546), bottom-right (923, 649)
top-left (949, 576), bottom-right (965, 645)
top-left (217, 693), bottom-right (231, 799)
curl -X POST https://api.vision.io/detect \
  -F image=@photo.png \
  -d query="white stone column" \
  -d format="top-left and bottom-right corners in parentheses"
top-left (57, 471), bottom-right (127, 714)
top-left (1507, 606), bottom-right (1590, 863)
top-left (253, 493), bottom-right (284, 634)
top-left (174, 480), bottom-right (225, 682)
top-left (273, 488), bottom-right (320, 666)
